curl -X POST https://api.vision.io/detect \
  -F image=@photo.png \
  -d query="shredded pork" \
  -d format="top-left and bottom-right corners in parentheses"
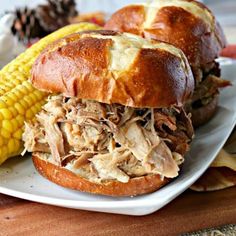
top-left (190, 61), bottom-right (231, 110)
top-left (23, 96), bottom-right (193, 183)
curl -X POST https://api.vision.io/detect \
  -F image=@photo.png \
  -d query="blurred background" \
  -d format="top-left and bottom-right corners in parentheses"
top-left (1, 0), bottom-right (236, 43)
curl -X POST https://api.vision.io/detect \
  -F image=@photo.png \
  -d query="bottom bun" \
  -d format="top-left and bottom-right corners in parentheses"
top-left (32, 154), bottom-right (169, 197)
top-left (191, 96), bottom-right (218, 128)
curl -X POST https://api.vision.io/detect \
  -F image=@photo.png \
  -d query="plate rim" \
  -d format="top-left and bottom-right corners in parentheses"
top-left (0, 59), bottom-right (235, 215)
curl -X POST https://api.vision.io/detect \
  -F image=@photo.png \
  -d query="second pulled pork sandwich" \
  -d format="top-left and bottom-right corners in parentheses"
top-left (23, 30), bottom-right (194, 196)
top-left (105, 0), bottom-right (231, 127)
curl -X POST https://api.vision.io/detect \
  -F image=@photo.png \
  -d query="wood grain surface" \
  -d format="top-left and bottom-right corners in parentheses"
top-left (0, 187), bottom-right (235, 236)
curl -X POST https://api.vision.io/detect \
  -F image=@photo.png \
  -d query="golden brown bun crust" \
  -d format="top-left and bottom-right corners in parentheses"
top-left (32, 154), bottom-right (169, 196)
top-left (105, 1), bottom-right (227, 67)
top-left (31, 30), bottom-right (194, 108)
top-left (191, 96), bottom-right (218, 128)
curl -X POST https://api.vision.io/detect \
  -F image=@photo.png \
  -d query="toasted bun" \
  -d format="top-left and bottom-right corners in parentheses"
top-left (31, 30), bottom-right (194, 108)
top-left (105, 0), bottom-right (227, 67)
top-left (191, 96), bottom-right (218, 127)
top-left (32, 154), bottom-right (169, 196)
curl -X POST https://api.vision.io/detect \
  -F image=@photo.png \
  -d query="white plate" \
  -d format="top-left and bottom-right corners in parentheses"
top-left (0, 58), bottom-right (235, 216)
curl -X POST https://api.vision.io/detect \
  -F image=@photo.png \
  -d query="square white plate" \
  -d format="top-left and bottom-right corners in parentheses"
top-left (0, 58), bottom-right (235, 216)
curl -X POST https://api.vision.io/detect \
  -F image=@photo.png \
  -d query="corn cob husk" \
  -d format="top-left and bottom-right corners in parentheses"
top-left (0, 23), bottom-right (100, 165)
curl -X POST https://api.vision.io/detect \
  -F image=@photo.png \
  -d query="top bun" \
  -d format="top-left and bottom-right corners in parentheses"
top-left (105, 0), bottom-right (227, 67)
top-left (31, 30), bottom-right (194, 108)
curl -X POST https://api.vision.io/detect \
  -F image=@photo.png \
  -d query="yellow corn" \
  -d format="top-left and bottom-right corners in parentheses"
top-left (0, 23), bottom-right (100, 164)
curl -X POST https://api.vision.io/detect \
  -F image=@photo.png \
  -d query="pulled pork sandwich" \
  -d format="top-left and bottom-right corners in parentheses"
top-left (105, 0), bottom-right (231, 127)
top-left (23, 30), bottom-right (194, 196)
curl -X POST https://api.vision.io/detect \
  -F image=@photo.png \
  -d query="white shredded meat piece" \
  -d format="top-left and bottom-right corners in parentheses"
top-left (113, 121), bottom-right (179, 178)
top-left (90, 147), bottom-right (131, 183)
top-left (23, 95), bottom-right (193, 183)
top-left (37, 112), bottom-right (65, 166)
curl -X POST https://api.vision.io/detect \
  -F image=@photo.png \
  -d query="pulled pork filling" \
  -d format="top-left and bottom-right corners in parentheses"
top-left (23, 95), bottom-right (193, 183)
top-left (189, 61), bottom-right (230, 109)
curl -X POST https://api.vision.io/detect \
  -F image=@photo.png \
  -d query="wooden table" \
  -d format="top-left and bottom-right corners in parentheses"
top-left (0, 187), bottom-right (235, 235)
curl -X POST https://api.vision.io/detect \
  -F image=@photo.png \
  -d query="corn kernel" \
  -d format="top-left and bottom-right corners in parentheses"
top-left (1, 128), bottom-right (11, 139)
top-left (14, 139), bottom-right (21, 151)
top-left (29, 93), bottom-right (38, 103)
top-left (11, 77), bottom-right (21, 85)
top-left (35, 103), bottom-right (43, 112)
top-left (26, 109), bottom-right (34, 119)
top-left (34, 90), bottom-right (44, 100)
top-left (16, 115), bottom-right (24, 126)
top-left (2, 120), bottom-right (13, 132)
top-left (1, 147), bottom-right (7, 159)
top-left (16, 85), bottom-right (26, 95)
top-left (8, 139), bottom-right (15, 152)
top-left (13, 129), bottom-right (23, 140)
top-left (11, 119), bottom-right (18, 131)
top-left (9, 107), bottom-right (17, 117)
top-left (0, 136), bottom-right (4, 146)
top-left (8, 93), bottom-right (18, 102)
top-left (0, 108), bottom-right (12, 119)
top-left (19, 99), bottom-right (29, 109)
top-left (14, 89), bottom-right (24, 99)
top-left (30, 106), bottom-right (38, 115)
top-left (24, 96), bottom-right (33, 107)
top-left (23, 82), bottom-right (34, 92)
top-left (0, 100), bottom-right (6, 109)
top-left (3, 96), bottom-right (14, 106)
top-left (14, 103), bottom-right (24, 115)
top-left (0, 85), bottom-right (10, 93)
top-left (16, 85), bottom-right (27, 95)
top-left (13, 80), bottom-right (21, 86)
top-left (4, 82), bottom-right (14, 89)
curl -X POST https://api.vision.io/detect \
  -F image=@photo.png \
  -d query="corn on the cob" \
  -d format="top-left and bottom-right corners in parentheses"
top-left (0, 23), bottom-right (100, 164)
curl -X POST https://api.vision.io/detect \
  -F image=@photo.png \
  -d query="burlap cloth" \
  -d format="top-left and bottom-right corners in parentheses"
top-left (182, 224), bottom-right (236, 236)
